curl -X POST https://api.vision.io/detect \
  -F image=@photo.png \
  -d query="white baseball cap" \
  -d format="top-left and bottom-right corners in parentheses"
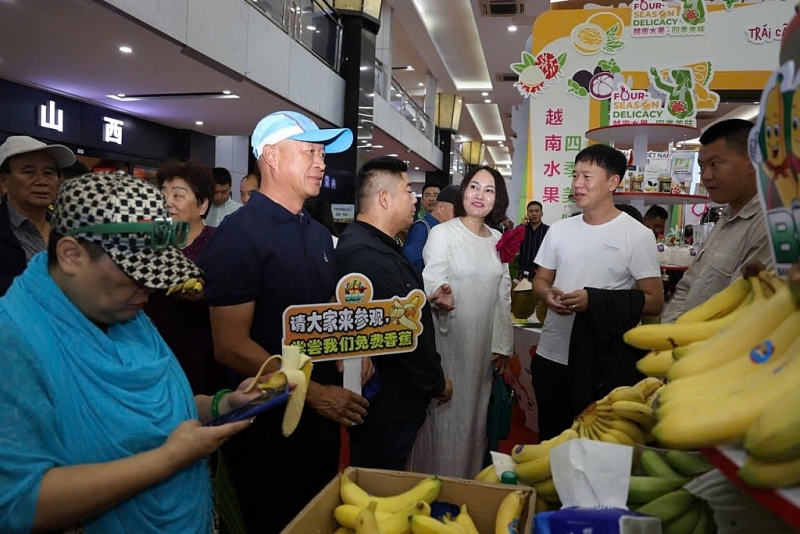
top-left (0, 136), bottom-right (76, 169)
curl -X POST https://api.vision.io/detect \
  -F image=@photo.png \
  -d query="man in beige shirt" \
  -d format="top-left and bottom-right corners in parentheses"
top-left (662, 119), bottom-right (773, 323)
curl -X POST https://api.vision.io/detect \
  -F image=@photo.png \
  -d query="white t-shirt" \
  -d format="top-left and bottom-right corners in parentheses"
top-left (534, 212), bottom-right (661, 365)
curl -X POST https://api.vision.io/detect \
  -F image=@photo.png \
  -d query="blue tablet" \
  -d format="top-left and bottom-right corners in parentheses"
top-left (205, 385), bottom-right (290, 426)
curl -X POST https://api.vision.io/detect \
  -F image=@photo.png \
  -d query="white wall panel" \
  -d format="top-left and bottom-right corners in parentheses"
top-left (374, 95), bottom-right (442, 169)
top-left (246, 11), bottom-right (291, 97)
top-left (103, 0), bottom-right (188, 41)
top-left (187, 0), bottom-right (249, 75)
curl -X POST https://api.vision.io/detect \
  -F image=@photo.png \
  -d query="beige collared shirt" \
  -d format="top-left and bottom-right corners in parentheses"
top-left (662, 194), bottom-right (774, 323)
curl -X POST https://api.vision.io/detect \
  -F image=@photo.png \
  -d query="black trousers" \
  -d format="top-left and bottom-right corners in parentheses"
top-left (348, 413), bottom-right (426, 471)
top-left (530, 353), bottom-right (574, 441)
top-left (221, 404), bottom-right (340, 534)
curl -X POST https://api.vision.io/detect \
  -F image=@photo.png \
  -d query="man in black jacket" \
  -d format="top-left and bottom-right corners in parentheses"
top-left (0, 136), bottom-right (75, 296)
top-left (336, 156), bottom-right (453, 470)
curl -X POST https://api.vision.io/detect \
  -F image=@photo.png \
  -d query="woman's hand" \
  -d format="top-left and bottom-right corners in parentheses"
top-left (492, 354), bottom-right (510, 375)
top-left (428, 283), bottom-right (455, 312)
top-left (161, 419), bottom-right (253, 472)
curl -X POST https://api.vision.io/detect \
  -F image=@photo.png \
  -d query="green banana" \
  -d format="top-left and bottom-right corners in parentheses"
top-left (636, 489), bottom-right (695, 524)
top-left (664, 450), bottom-right (714, 476)
top-left (663, 500), bottom-right (702, 534)
top-left (627, 476), bottom-right (688, 504)
top-left (640, 450), bottom-right (686, 481)
top-left (689, 500), bottom-right (717, 534)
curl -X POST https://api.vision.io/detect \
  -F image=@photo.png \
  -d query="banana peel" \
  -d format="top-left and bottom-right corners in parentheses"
top-left (245, 344), bottom-right (312, 436)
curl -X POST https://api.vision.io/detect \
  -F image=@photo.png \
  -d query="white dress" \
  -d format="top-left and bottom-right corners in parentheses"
top-left (407, 218), bottom-right (513, 479)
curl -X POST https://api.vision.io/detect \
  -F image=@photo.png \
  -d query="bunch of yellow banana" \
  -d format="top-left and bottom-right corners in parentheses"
top-left (335, 475), bottom-right (442, 534)
top-left (650, 271), bottom-right (800, 451)
top-left (623, 266), bottom-right (783, 352)
top-left (165, 277), bottom-right (203, 296)
top-left (572, 378), bottom-right (663, 446)
top-left (508, 378), bottom-right (663, 497)
top-left (244, 344), bottom-right (312, 436)
top-left (738, 370), bottom-right (800, 489)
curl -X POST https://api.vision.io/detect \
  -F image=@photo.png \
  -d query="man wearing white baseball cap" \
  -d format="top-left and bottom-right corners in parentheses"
top-left (0, 135), bottom-right (76, 296)
top-left (197, 110), bottom-right (369, 533)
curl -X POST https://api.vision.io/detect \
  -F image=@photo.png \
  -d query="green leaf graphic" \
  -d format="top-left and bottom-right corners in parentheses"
top-left (604, 40), bottom-right (625, 53)
top-left (557, 52), bottom-right (568, 67)
top-left (606, 24), bottom-right (620, 37)
top-left (512, 63), bottom-right (526, 74)
top-left (523, 52), bottom-right (535, 67)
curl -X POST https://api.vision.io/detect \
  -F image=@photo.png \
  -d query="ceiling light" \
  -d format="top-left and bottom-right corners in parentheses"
top-left (118, 46), bottom-right (133, 54)
top-left (508, 25), bottom-right (517, 32)
top-left (360, 66), bottom-right (369, 71)
top-left (195, 121), bottom-right (204, 126)
top-left (222, 90), bottom-right (232, 95)
top-left (406, 66), bottom-right (414, 71)
top-left (387, 153), bottom-right (399, 157)
top-left (481, 92), bottom-right (489, 97)
top-left (414, 166), bottom-right (419, 170)
top-left (418, 82), bottom-right (424, 87)
top-left (116, 93), bottom-right (125, 98)
top-left (107, 91), bottom-right (239, 102)
top-left (372, 145), bottom-right (384, 148)
top-left (484, 99), bottom-right (492, 103)
top-left (307, 25), bottom-right (316, 30)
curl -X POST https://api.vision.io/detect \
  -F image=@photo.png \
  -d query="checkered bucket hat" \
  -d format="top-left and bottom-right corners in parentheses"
top-left (52, 171), bottom-right (202, 289)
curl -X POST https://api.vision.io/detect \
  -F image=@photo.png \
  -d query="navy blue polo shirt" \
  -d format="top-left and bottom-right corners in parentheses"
top-left (197, 190), bottom-right (340, 385)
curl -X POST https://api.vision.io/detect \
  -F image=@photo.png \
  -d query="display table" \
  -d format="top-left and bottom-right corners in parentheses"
top-left (510, 324), bottom-right (542, 434)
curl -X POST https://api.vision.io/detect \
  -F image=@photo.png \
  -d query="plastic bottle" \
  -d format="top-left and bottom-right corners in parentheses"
top-left (501, 471), bottom-right (518, 485)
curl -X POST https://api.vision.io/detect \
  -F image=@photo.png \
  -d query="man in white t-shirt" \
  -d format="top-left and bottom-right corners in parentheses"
top-left (532, 144), bottom-right (663, 440)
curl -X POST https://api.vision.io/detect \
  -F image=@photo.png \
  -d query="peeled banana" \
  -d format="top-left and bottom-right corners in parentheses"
top-left (244, 344), bottom-right (312, 436)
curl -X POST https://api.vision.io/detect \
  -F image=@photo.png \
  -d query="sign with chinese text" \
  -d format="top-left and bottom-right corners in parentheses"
top-left (630, 0), bottom-right (707, 38)
top-left (282, 274), bottom-right (426, 362)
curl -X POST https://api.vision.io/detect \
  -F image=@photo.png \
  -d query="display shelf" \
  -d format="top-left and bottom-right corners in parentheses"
top-left (585, 124), bottom-right (701, 145)
top-left (701, 445), bottom-right (800, 531)
top-left (614, 192), bottom-right (709, 205)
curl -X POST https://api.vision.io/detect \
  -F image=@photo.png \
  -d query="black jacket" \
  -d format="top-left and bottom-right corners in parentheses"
top-left (336, 221), bottom-right (446, 424)
top-left (0, 201), bottom-right (28, 298)
top-left (568, 287), bottom-right (647, 417)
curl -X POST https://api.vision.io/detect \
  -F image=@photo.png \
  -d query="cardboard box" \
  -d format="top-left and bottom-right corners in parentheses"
top-left (281, 467), bottom-right (536, 533)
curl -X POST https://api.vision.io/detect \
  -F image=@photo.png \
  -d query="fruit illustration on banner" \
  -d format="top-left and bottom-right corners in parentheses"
top-left (659, 61), bottom-right (718, 112)
top-left (568, 58), bottom-right (628, 100)
top-left (679, 0), bottom-right (706, 26)
top-left (571, 12), bottom-right (625, 55)
top-left (649, 67), bottom-right (697, 120)
top-left (511, 51), bottom-right (568, 99)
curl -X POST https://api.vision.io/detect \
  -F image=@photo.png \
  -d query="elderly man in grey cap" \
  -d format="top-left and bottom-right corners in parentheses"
top-left (0, 136), bottom-right (76, 296)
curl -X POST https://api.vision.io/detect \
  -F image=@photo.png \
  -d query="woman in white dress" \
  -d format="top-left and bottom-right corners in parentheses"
top-left (408, 166), bottom-right (514, 479)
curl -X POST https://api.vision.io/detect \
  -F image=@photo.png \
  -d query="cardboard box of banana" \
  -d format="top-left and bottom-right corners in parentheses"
top-left (624, 262), bottom-right (800, 490)
top-left (282, 467), bottom-right (535, 534)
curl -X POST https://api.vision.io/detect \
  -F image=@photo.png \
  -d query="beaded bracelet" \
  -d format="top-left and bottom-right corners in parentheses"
top-left (210, 389), bottom-right (233, 418)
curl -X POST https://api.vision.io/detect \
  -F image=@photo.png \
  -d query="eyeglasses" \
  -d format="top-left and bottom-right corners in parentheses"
top-left (423, 193), bottom-right (439, 199)
top-left (66, 218), bottom-right (189, 249)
